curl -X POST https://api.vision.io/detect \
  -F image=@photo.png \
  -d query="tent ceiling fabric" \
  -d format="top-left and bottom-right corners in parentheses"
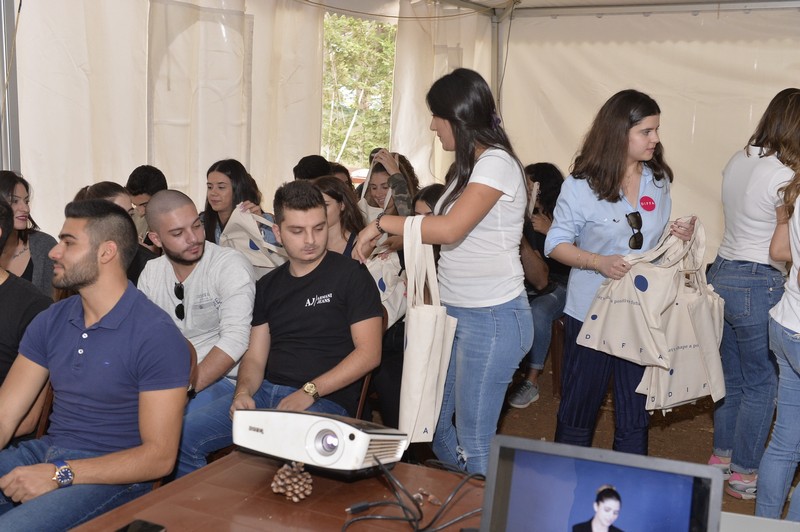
top-left (476, 0), bottom-right (795, 5)
top-left (450, 0), bottom-right (800, 14)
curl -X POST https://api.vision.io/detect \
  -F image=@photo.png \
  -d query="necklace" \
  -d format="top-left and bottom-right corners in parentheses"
top-left (11, 245), bottom-right (29, 260)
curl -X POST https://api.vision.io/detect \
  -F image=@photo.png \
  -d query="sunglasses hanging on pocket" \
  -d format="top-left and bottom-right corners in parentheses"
top-left (627, 211), bottom-right (643, 250)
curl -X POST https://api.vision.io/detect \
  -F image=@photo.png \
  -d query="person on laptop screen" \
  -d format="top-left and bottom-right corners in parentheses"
top-left (573, 485), bottom-right (623, 532)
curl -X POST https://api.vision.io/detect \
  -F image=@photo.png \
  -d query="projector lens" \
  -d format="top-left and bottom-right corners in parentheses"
top-left (316, 429), bottom-right (339, 456)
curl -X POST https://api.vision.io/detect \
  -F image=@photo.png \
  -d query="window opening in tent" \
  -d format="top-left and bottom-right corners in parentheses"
top-left (322, 12), bottom-right (396, 181)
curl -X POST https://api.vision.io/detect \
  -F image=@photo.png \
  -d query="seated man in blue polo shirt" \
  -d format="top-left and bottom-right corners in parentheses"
top-left (0, 199), bottom-right (189, 530)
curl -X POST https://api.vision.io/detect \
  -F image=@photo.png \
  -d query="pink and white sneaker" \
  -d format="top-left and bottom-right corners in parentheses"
top-left (725, 472), bottom-right (757, 500)
top-left (707, 454), bottom-right (731, 480)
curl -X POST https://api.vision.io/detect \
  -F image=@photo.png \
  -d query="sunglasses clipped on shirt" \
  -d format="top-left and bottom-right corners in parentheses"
top-left (174, 282), bottom-right (185, 320)
top-left (626, 211), bottom-right (643, 250)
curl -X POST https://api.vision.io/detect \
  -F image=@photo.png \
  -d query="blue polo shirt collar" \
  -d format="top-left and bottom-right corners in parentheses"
top-left (67, 281), bottom-right (138, 331)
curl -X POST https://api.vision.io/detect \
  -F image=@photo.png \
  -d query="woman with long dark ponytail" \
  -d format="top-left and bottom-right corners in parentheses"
top-left (356, 68), bottom-right (532, 475)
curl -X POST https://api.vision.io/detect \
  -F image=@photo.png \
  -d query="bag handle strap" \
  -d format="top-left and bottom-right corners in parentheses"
top-left (416, 218), bottom-right (440, 305)
top-left (680, 219), bottom-right (710, 290)
top-left (403, 216), bottom-right (419, 305)
top-left (623, 215), bottom-right (699, 269)
top-left (405, 216), bottom-right (426, 307)
top-left (250, 212), bottom-right (273, 226)
top-left (360, 166), bottom-right (371, 199)
top-left (404, 216), bottom-right (440, 307)
top-left (361, 162), bottom-right (394, 213)
top-left (225, 208), bottom-right (288, 257)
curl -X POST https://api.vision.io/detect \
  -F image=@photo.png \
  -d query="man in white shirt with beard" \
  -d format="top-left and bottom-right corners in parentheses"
top-left (138, 190), bottom-right (255, 418)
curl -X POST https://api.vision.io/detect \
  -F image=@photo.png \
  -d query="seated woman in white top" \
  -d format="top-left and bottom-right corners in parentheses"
top-left (203, 158), bottom-right (277, 246)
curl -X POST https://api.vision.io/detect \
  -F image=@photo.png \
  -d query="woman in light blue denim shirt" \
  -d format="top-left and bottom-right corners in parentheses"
top-left (545, 89), bottom-right (694, 455)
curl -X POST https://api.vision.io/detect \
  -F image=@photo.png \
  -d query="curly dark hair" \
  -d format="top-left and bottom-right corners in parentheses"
top-left (0, 171), bottom-right (40, 245)
top-left (524, 163), bottom-right (564, 219)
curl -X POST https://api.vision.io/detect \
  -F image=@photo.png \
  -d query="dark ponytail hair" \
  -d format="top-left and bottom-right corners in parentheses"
top-left (595, 485), bottom-right (621, 505)
top-left (426, 68), bottom-right (522, 213)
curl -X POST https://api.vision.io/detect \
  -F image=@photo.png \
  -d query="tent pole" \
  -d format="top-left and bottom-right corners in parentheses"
top-left (513, 1), bottom-right (800, 18)
top-left (491, 12), bottom-right (499, 106)
top-left (493, 3), bottom-right (516, 117)
top-left (0, 0), bottom-right (19, 172)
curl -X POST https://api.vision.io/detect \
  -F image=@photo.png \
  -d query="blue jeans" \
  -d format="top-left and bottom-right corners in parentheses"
top-left (185, 376), bottom-right (236, 415)
top-left (523, 283), bottom-right (567, 371)
top-left (756, 319), bottom-right (800, 521)
top-left (708, 257), bottom-right (783, 473)
top-left (0, 438), bottom-right (150, 531)
top-left (432, 293), bottom-right (533, 475)
top-left (175, 379), bottom-right (348, 478)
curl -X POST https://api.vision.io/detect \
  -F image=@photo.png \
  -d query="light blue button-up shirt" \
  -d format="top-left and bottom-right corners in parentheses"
top-left (545, 165), bottom-right (672, 321)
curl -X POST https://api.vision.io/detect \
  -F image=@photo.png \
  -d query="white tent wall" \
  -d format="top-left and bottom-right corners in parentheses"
top-left (15, 1), bottom-right (149, 236)
top-left (10, 0), bottom-right (800, 251)
top-left (147, 0), bottom-right (253, 207)
top-left (12, 0), bottom-right (425, 236)
top-left (15, 0), bottom-right (326, 235)
top-left (13, 0), bottom-right (492, 236)
top-left (392, 1), bottom-right (492, 185)
top-left (246, 0), bottom-right (324, 210)
top-left (499, 7), bottom-right (800, 261)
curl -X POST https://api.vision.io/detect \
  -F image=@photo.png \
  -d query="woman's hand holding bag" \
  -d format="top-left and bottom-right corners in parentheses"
top-left (577, 216), bottom-right (700, 368)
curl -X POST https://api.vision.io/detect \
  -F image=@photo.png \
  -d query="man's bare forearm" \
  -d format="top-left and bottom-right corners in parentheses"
top-left (193, 347), bottom-right (236, 392)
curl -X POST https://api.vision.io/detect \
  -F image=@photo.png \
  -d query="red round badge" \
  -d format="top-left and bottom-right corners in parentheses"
top-left (640, 196), bottom-right (656, 211)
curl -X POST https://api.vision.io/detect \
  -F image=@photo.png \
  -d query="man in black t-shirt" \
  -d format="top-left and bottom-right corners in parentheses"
top-left (0, 200), bottom-right (51, 438)
top-left (176, 181), bottom-right (382, 477)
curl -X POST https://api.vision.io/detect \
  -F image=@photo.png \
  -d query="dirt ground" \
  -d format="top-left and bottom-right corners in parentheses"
top-left (496, 357), bottom-right (759, 516)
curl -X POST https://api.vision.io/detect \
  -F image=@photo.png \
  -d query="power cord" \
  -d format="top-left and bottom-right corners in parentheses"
top-left (419, 471), bottom-right (484, 531)
top-left (342, 457), bottom-right (422, 531)
top-left (341, 457), bottom-right (484, 531)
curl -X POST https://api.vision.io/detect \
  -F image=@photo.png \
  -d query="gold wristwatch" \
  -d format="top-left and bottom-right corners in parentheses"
top-left (302, 381), bottom-right (320, 402)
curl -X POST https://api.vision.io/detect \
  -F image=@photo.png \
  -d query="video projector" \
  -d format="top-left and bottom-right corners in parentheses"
top-left (232, 409), bottom-right (408, 474)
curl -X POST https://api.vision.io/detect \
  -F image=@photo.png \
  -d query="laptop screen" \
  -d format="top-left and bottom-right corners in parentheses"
top-left (481, 436), bottom-right (723, 532)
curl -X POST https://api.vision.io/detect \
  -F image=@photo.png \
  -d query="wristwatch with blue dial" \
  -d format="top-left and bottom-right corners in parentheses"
top-left (51, 460), bottom-right (74, 488)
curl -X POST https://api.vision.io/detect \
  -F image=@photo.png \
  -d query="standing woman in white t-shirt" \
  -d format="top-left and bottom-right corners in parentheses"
top-left (356, 68), bottom-right (532, 475)
top-left (706, 88), bottom-right (800, 500)
top-left (759, 95), bottom-right (800, 518)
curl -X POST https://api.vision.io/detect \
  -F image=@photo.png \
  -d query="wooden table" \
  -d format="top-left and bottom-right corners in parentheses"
top-left (75, 451), bottom-right (484, 531)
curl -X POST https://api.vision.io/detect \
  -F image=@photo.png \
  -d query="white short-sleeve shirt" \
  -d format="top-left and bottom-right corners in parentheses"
top-left (435, 148), bottom-right (527, 308)
top-left (717, 146), bottom-right (793, 269)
